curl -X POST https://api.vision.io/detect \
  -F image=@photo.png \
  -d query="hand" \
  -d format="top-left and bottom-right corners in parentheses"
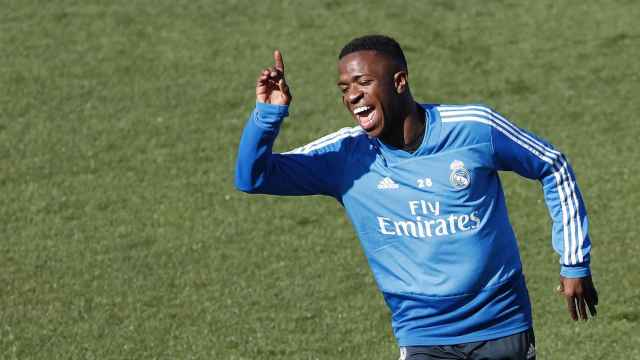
top-left (557, 275), bottom-right (598, 321)
top-left (256, 50), bottom-right (292, 105)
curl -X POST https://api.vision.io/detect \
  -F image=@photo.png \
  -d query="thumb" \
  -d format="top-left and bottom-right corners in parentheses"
top-left (277, 78), bottom-right (288, 94)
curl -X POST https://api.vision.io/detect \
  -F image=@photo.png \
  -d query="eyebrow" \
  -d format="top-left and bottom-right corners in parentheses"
top-left (337, 74), bottom-right (365, 86)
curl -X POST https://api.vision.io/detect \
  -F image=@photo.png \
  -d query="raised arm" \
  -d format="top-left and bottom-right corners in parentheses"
top-left (235, 51), bottom-right (344, 198)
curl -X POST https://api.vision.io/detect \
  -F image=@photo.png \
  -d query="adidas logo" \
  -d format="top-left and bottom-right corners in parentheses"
top-left (526, 344), bottom-right (535, 359)
top-left (377, 177), bottom-right (399, 189)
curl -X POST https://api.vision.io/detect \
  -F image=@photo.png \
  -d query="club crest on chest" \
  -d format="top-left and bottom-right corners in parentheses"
top-left (449, 160), bottom-right (471, 189)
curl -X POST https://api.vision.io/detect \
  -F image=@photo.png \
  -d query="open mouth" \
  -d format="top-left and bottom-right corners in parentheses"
top-left (353, 105), bottom-right (376, 130)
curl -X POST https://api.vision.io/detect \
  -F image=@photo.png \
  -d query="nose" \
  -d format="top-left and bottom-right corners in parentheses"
top-left (347, 87), bottom-right (363, 104)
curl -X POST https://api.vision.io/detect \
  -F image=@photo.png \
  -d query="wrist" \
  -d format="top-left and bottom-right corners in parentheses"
top-left (560, 264), bottom-right (591, 278)
top-left (256, 101), bottom-right (289, 116)
top-left (252, 102), bottom-right (289, 131)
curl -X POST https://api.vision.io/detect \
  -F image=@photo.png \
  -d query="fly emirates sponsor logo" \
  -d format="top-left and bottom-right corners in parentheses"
top-left (376, 200), bottom-right (481, 238)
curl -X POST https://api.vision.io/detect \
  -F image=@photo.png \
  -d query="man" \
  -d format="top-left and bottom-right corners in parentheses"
top-left (235, 35), bottom-right (598, 359)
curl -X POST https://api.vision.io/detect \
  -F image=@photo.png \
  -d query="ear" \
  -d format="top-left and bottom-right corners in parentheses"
top-left (393, 71), bottom-right (408, 94)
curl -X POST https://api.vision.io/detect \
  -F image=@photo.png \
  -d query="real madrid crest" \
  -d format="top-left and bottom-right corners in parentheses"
top-left (449, 160), bottom-right (471, 189)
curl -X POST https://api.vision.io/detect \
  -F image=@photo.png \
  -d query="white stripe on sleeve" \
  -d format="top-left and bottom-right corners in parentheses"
top-left (283, 126), bottom-right (364, 154)
top-left (439, 105), bottom-right (583, 265)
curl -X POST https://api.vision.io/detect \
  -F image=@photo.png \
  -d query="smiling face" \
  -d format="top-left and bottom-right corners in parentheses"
top-left (337, 50), bottom-right (406, 138)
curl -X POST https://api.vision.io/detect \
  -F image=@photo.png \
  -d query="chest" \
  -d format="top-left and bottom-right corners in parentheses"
top-left (343, 143), bottom-right (495, 211)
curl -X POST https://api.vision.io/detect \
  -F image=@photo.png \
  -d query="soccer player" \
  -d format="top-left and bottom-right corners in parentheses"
top-left (235, 35), bottom-right (598, 360)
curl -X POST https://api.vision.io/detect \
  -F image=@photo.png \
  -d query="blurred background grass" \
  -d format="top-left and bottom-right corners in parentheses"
top-left (1, 0), bottom-right (639, 358)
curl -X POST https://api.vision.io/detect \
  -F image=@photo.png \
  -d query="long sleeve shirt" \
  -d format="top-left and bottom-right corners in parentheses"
top-left (235, 102), bottom-right (591, 346)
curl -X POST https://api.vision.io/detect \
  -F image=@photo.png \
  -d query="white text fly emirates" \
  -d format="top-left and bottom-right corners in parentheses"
top-left (376, 200), bottom-right (481, 238)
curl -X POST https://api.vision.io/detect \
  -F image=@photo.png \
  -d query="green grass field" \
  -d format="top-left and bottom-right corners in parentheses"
top-left (1, 1), bottom-right (639, 358)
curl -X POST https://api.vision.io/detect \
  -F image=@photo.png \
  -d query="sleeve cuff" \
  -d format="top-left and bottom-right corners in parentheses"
top-left (256, 102), bottom-right (289, 116)
top-left (560, 264), bottom-right (591, 278)
top-left (252, 102), bottom-right (289, 131)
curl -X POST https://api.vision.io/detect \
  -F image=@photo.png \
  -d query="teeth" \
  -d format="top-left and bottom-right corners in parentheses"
top-left (353, 106), bottom-right (371, 115)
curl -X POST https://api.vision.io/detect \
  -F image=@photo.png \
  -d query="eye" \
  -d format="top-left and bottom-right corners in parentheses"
top-left (358, 79), bottom-right (372, 86)
top-left (338, 85), bottom-right (348, 94)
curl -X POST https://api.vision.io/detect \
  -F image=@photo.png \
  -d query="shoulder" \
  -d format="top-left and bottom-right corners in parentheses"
top-left (435, 103), bottom-right (501, 128)
top-left (433, 103), bottom-right (504, 145)
top-left (283, 125), bottom-right (368, 155)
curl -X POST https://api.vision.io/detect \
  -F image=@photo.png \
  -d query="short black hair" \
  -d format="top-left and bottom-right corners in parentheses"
top-left (339, 34), bottom-right (407, 69)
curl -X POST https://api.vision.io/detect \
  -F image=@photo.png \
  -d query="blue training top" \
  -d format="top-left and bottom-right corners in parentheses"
top-left (235, 102), bottom-right (591, 346)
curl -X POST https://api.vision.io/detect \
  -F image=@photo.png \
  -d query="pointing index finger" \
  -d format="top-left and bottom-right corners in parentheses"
top-left (274, 50), bottom-right (285, 73)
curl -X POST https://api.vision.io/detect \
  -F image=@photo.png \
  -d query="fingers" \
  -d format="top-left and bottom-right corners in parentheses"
top-left (274, 49), bottom-right (285, 73)
top-left (259, 51), bottom-right (286, 84)
top-left (586, 297), bottom-right (597, 317)
top-left (256, 68), bottom-right (281, 88)
top-left (584, 281), bottom-right (598, 316)
top-left (565, 295), bottom-right (579, 321)
top-left (256, 69), bottom-right (273, 102)
top-left (277, 78), bottom-right (289, 95)
top-left (586, 277), bottom-right (599, 306)
top-left (261, 67), bottom-right (282, 82)
top-left (559, 276), bottom-right (599, 321)
top-left (255, 51), bottom-right (291, 105)
top-left (576, 296), bottom-right (588, 320)
top-left (256, 69), bottom-right (269, 86)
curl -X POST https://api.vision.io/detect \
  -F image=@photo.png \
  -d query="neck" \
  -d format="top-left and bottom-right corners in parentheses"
top-left (380, 100), bottom-right (426, 152)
